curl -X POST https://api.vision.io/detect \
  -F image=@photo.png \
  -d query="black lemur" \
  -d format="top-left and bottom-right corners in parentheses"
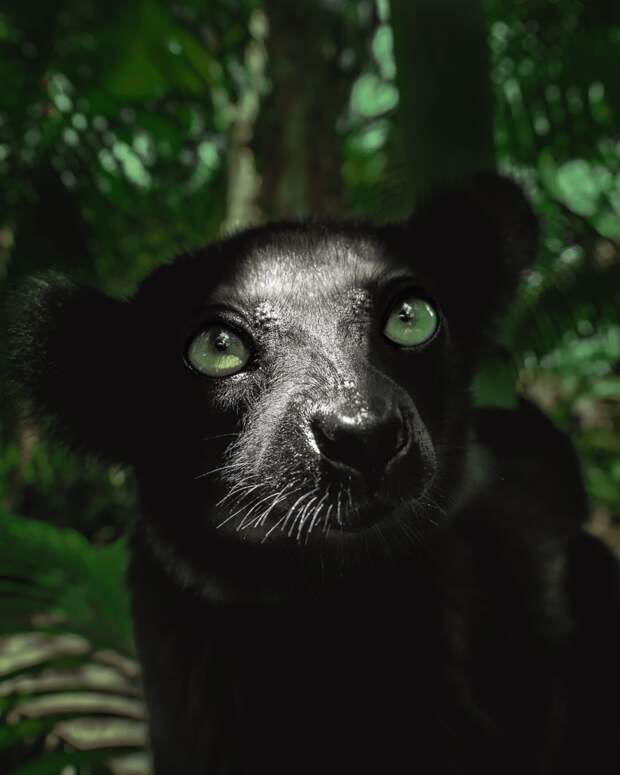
top-left (7, 174), bottom-right (620, 774)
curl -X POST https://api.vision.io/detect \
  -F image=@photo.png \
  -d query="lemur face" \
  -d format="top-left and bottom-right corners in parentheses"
top-left (8, 175), bottom-right (537, 586)
top-left (135, 228), bottom-right (450, 553)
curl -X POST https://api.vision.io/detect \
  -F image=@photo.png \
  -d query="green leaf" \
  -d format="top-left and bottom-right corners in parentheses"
top-left (350, 73), bottom-right (398, 119)
top-left (0, 654), bottom-right (92, 685)
top-left (99, 0), bottom-right (218, 100)
top-left (556, 159), bottom-right (601, 217)
top-left (586, 466), bottom-right (620, 506)
top-left (0, 717), bottom-right (79, 752)
top-left (504, 264), bottom-right (620, 359)
top-left (6, 748), bottom-right (132, 775)
top-left (0, 513), bottom-right (134, 656)
top-left (591, 377), bottom-right (620, 400)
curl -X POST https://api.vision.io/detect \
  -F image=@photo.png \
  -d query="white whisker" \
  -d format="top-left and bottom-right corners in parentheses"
top-left (194, 460), bottom-right (243, 480)
top-left (215, 480), bottom-right (260, 508)
top-left (253, 483), bottom-right (301, 529)
top-left (307, 489), bottom-right (330, 536)
top-left (295, 495), bottom-right (319, 541)
top-left (237, 490), bottom-right (285, 531)
top-left (264, 489), bottom-right (314, 541)
top-left (287, 489), bottom-right (318, 538)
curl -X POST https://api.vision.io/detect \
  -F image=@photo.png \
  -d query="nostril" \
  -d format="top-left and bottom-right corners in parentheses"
top-left (311, 414), bottom-right (360, 464)
top-left (311, 408), bottom-right (408, 479)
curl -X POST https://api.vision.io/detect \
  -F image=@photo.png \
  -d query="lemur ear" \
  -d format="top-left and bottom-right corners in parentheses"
top-left (407, 173), bottom-right (539, 341)
top-left (5, 273), bottom-right (137, 463)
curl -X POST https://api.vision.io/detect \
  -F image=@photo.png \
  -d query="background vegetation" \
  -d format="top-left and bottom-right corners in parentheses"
top-left (0, 0), bottom-right (618, 772)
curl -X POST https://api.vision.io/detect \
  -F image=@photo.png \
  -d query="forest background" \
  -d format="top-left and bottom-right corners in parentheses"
top-left (0, 1), bottom-right (619, 773)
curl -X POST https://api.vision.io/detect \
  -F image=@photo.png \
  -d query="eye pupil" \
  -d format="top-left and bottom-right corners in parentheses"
top-left (399, 303), bottom-right (413, 322)
top-left (214, 332), bottom-right (230, 351)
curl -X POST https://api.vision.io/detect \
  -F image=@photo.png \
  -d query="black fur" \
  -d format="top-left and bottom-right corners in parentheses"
top-left (6, 174), bottom-right (620, 774)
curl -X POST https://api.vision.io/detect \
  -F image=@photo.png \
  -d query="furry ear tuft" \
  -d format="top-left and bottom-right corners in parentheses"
top-left (462, 172), bottom-right (539, 273)
top-left (407, 173), bottom-right (539, 343)
top-left (5, 273), bottom-right (136, 462)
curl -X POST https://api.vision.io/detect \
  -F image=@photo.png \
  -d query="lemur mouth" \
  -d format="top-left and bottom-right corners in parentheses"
top-left (213, 485), bottom-right (422, 546)
top-left (326, 496), bottom-right (401, 532)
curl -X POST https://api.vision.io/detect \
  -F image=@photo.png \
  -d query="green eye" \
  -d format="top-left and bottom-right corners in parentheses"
top-left (186, 326), bottom-right (250, 377)
top-left (383, 297), bottom-right (439, 347)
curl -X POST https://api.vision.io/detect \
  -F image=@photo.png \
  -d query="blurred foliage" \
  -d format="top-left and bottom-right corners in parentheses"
top-left (0, 512), bottom-right (132, 653)
top-left (0, 0), bottom-right (262, 294)
top-left (0, 0), bottom-right (618, 771)
top-left (0, 512), bottom-right (142, 773)
top-left (484, 0), bottom-right (620, 538)
top-left (520, 327), bottom-right (620, 518)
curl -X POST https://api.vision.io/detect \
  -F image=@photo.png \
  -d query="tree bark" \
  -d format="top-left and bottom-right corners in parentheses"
top-left (259, 0), bottom-right (359, 220)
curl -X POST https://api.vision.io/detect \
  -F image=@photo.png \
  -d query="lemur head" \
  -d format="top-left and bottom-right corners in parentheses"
top-left (7, 174), bottom-right (537, 593)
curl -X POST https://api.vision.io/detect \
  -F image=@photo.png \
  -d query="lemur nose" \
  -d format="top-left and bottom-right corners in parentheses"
top-left (311, 403), bottom-right (408, 482)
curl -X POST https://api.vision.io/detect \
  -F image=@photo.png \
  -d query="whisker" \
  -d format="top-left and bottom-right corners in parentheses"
top-left (334, 489), bottom-right (343, 529)
top-left (264, 489), bottom-right (314, 540)
top-left (295, 494), bottom-right (319, 542)
top-left (307, 489), bottom-right (330, 537)
top-left (202, 432), bottom-right (241, 443)
top-left (255, 483), bottom-right (302, 529)
top-left (215, 483), bottom-right (265, 528)
top-left (247, 481), bottom-right (298, 527)
top-left (288, 490), bottom-right (318, 538)
top-left (194, 460), bottom-right (243, 481)
top-left (237, 489), bottom-right (285, 531)
top-left (323, 503), bottom-right (334, 533)
top-left (215, 480), bottom-right (261, 508)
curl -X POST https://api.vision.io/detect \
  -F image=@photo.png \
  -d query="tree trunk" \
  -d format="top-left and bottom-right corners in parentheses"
top-left (390, 0), bottom-right (496, 207)
top-left (259, 0), bottom-right (358, 220)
